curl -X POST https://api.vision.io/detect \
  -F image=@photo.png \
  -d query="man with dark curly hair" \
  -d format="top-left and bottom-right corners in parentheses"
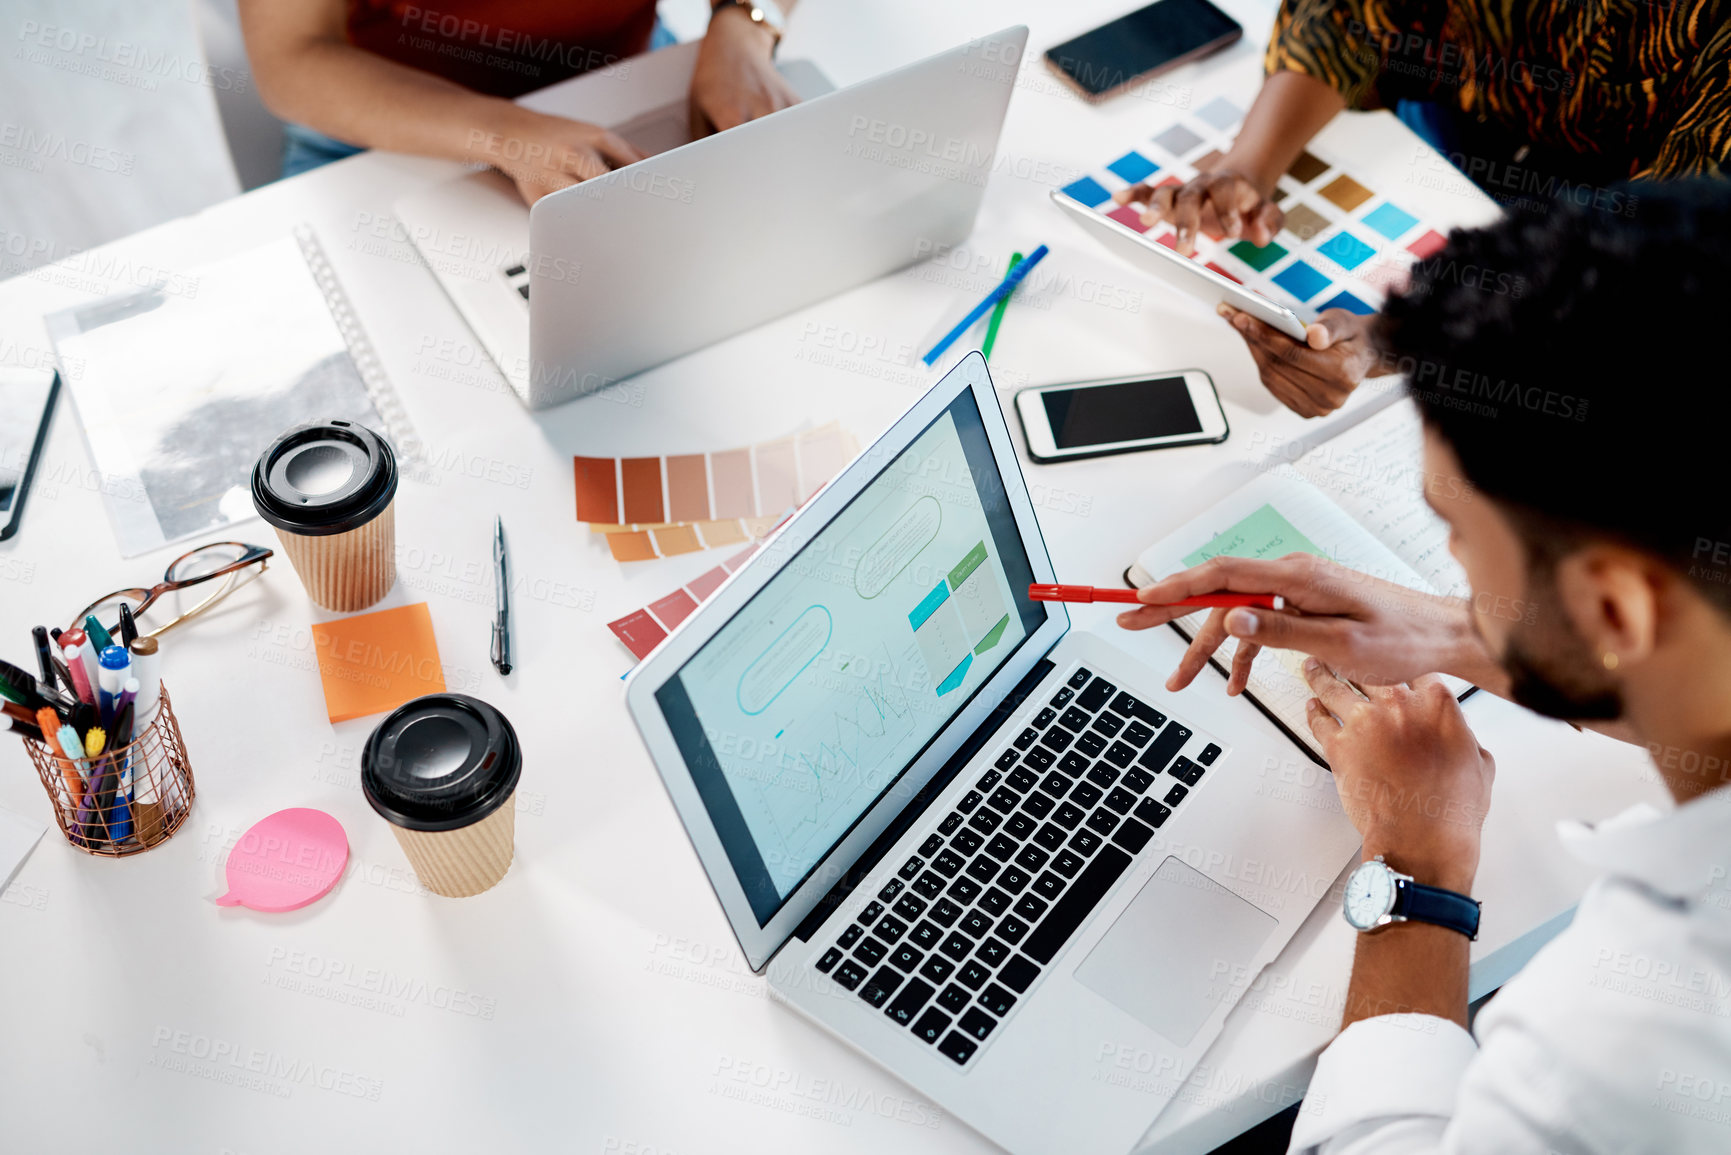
top-left (1119, 181), bottom-right (1731, 1152)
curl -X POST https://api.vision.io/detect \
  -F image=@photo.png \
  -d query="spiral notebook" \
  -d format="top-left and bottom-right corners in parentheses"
top-left (44, 228), bottom-right (419, 557)
top-left (1128, 401), bottom-right (1474, 765)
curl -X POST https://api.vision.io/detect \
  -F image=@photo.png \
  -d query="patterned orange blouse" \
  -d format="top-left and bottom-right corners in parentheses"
top-left (1266, 0), bottom-right (1731, 179)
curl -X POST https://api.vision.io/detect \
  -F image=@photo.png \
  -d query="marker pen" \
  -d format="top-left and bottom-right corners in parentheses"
top-left (31, 626), bottom-right (54, 685)
top-left (97, 645), bottom-right (130, 726)
top-left (62, 644), bottom-right (95, 706)
top-left (83, 614), bottom-right (115, 652)
top-left (128, 636), bottom-right (161, 726)
top-left (106, 699), bottom-right (135, 842)
top-left (1027, 584), bottom-right (1283, 609)
top-left (119, 678), bottom-right (151, 807)
top-left (62, 628), bottom-right (99, 701)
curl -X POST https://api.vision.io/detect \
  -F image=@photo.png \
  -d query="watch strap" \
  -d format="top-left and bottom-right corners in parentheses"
top-left (1394, 878), bottom-right (1481, 940)
top-left (712, 0), bottom-right (784, 41)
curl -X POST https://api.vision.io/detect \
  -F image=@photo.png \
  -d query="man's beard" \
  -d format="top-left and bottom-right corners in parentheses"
top-left (1498, 615), bottom-right (1625, 721)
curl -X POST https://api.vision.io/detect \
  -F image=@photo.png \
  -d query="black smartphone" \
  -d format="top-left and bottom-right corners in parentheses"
top-left (0, 369), bottom-right (60, 541)
top-left (1044, 0), bottom-right (1243, 102)
top-left (1015, 371), bottom-right (1229, 463)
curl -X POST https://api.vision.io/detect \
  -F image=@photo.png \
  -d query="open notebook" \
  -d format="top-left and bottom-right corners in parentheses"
top-left (1129, 400), bottom-right (1473, 764)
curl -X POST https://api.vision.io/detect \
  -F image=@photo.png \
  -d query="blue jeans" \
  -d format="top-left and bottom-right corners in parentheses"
top-left (1393, 99), bottom-right (1626, 202)
top-left (1395, 100), bottom-right (1460, 158)
top-left (280, 121), bottom-right (363, 178)
top-left (279, 18), bottom-right (680, 180)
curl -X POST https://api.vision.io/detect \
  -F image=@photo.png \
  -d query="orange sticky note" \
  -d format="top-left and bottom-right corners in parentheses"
top-left (310, 603), bottom-right (446, 723)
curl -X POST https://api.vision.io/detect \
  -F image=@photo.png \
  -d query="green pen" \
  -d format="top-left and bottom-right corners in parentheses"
top-left (84, 614), bottom-right (115, 652)
top-left (981, 251), bottom-right (1023, 361)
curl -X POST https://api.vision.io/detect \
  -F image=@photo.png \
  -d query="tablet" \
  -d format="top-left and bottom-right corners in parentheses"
top-left (0, 368), bottom-right (57, 541)
top-left (1050, 189), bottom-right (1311, 342)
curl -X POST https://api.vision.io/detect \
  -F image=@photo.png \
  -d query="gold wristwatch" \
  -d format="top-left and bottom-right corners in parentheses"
top-left (711, 0), bottom-right (786, 50)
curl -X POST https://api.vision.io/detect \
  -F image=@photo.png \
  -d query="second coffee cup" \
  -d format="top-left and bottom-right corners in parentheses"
top-left (361, 693), bottom-right (522, 898)
top-left (252, 419), bottom-right (398, 612)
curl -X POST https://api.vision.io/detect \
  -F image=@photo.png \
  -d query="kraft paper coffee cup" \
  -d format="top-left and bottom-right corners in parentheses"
top-left (361, 694), bottom-right (521, 898)
top-left (251, 420), bottom-right (398, 612)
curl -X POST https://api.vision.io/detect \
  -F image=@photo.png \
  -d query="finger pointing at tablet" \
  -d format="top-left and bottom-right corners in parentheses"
top-left (1114, 169), bottom-right (1281, 255)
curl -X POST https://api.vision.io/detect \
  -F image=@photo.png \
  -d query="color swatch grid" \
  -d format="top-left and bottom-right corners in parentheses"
top-left (1059, 96), bottom-right (1447, 322)
top-left (575, 423), bottom-right (858, 562)
top-left (608, 541), bottom-right (765, 659)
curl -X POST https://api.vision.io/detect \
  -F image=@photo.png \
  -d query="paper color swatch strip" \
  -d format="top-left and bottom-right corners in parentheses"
top-left (1058, 96), bottom-right (1445, 321)
top-left (607, 542), bottom-right (765, 659)
top-left (310, 602), bottom-right (446, 723)
top-left (574, 423), bottom-right (857, 527)
top-left (592, 515), bottom-right (783, 562)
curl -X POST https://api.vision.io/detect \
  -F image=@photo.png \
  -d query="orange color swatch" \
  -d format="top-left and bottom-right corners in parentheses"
top-left (572, 423), bottom-right (857, 527)
top-left (311, 602), bottom-right (446, 723)
top-left (596, 515), bottom-right (778, 562)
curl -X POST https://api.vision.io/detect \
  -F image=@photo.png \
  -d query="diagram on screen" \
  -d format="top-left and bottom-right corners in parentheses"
top-left (755, 642), bottom-right (922, 873)
top-left (909, 539), bottom-right (1011, 696)
top-left (679, 408), bottom-right (1029, 896)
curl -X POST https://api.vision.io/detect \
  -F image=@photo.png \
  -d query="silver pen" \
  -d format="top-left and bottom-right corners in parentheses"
top-left (490, 514), bottom-right (513, 676)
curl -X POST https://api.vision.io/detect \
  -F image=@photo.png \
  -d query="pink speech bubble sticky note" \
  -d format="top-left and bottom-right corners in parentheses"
top-left (216, 808), bottom-right (348, 912)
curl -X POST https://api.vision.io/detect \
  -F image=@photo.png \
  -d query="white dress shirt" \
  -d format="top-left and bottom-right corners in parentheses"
top-left (1289, 785), bottom-right (1731, 1154)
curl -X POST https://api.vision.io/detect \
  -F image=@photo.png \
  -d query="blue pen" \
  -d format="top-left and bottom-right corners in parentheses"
top-left (921, 244), bottom-right (1049, 367)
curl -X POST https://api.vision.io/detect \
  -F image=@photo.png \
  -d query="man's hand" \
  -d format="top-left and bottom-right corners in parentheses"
top-left (1304, 662), bottom-right (1494, 892)
top-left (1113, 166), bottom-right (1281, 256)
top-left (690, 5), bottom-right (799, 136)
top-left (472, 107), bottom-right (646, 205)
top-left (1222, 304), bottom-right (1376, 418)
top-left (1116, 554), bottom-right (1497, 695)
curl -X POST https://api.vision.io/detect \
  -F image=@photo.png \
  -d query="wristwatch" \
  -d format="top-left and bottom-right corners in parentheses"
top-left (1342, 855), bottom-right (1481, 940)
top-left (711, 0), bottom-right (786, 48)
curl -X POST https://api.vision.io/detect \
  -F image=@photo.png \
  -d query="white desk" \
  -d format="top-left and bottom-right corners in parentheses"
top-left (0, 2), bottom-right (1664, 1152)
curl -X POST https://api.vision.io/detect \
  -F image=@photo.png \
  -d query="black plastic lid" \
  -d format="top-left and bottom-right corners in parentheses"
top-left (252, 419), bottom-right (397, 536)
top-left (361, 694), bottom-right (522, 832)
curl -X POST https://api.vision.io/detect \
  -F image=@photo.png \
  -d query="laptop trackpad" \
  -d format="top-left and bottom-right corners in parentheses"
top-left (1074, 857), bottom-right (1278, 1046)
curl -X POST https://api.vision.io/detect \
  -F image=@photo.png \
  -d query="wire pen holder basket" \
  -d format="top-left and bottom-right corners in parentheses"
top-left (22, 685), bottom-right (196, 856)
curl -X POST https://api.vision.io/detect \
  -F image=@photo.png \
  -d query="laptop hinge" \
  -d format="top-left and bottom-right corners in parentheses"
top-left (789, 655), bottom-right (1058, 944)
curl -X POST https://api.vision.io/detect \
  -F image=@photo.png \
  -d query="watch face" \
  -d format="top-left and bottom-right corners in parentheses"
top-left (1344, 861), bottom-right (1395, 929)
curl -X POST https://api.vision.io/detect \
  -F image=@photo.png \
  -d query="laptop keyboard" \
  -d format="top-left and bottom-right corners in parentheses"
top-left (813, 667), bottom-right (1223, 1067)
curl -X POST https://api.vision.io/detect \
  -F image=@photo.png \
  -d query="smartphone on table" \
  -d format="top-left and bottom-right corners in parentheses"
top-left (1015, 371), bottom-right (1228, 463)
top-left (1044, 0), bottom-right (1243, 102)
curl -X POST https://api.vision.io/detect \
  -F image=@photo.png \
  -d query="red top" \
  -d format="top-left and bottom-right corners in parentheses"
top-left (347, 0), bottom-right (658, 98)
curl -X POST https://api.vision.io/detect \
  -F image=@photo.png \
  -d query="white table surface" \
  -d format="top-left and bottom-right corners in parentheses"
top-left (0, 2), bottom-right (1665, 1152)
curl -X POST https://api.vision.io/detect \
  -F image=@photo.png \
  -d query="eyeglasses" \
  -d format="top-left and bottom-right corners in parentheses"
top-left (69, 541), bottom-right (273, 640)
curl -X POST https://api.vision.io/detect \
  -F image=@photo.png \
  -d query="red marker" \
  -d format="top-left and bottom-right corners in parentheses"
top-left (1029, 584), bottom-right (1282, 610)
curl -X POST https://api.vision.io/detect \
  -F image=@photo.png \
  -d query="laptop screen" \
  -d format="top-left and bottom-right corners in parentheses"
top-left (655, 390), bottom-right (1044, 926)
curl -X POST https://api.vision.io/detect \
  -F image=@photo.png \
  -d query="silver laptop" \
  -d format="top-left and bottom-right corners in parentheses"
top-left (396, 28), bottom-right (1027, 408)
top-left (624, 354), bottom-right (1361, 1155)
